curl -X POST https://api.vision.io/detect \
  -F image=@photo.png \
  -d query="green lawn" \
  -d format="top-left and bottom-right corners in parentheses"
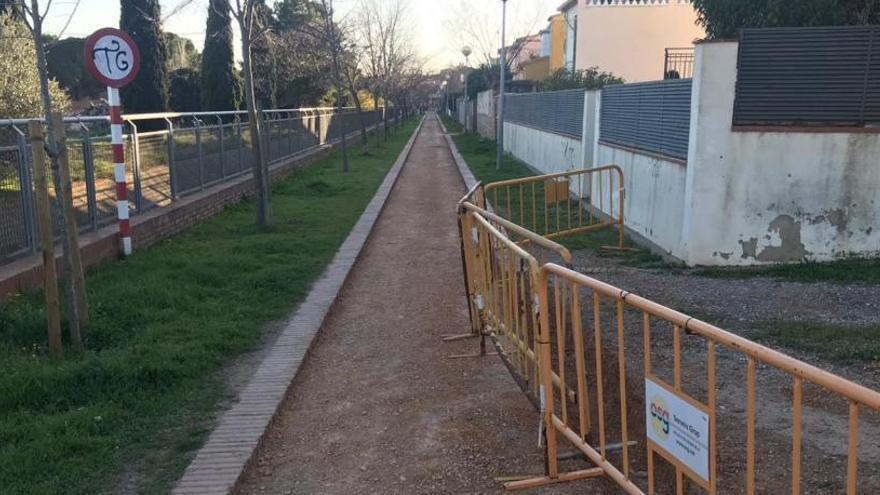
top-left (755, 321), bottom-right (880, 363)
top-left (0, 118), bottom-right (419, 495)
top-left (693, 257), bottom-right (880, 284)
top-left (442, 115), bottom-right (665, 268)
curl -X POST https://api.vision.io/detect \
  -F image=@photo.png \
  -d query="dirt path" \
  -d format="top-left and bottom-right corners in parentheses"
top-left (236, 115), bottom-right (589, 494)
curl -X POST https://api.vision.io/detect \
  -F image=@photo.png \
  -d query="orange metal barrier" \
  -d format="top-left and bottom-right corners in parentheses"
top-left (455, 203), bottom-right (576, 403)
top-left (520, 263), bottom-right (880, 493)
top-left (454, 167), bottom-right (880, 493)
top-left (482, 165), bottom-right (626, 249)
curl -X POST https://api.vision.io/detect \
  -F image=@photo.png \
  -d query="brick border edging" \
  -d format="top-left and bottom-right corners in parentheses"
top-left (172, 116), bottom-right (426, 495)
top-left (437, 115), bottom-right (478, 190)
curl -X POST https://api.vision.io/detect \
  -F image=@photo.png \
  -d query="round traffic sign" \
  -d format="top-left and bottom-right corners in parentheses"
top-left (84, 28), bottom-right (141, 88)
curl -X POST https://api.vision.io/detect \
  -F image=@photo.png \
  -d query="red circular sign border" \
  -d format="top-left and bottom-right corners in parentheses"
top-left (83, 28), bottom-right (141, 88)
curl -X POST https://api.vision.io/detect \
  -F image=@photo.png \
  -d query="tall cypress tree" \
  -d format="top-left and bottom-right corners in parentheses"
top-left (201, 0), bottom-right (239, 111)
top-left (120, 0), bottom-right (167, 113)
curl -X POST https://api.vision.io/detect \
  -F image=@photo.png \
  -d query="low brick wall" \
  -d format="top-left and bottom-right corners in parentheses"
top-left (0, 137), bottom-right (345, 303)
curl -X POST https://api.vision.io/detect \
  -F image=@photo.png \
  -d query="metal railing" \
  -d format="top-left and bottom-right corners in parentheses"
top-left (455, 168), bottom-right (880, 493)
top-left (532, 263), bottom-right (880, 493)
top-left (457, 198), bottom-right (575, 406)
top-left (0, 106), bottom-right (390, 265)
top-left (482, 166), bottom-right (626, 249)
top-left (664, 47), bottom-right (695, 80)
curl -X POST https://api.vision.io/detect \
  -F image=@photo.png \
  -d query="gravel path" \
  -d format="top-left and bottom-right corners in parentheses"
top-left (236, 116), bottom-right (590, 494)
top-left (235, 115), bottom-right (880, 494)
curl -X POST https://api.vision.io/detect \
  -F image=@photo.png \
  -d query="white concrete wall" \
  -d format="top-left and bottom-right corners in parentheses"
top-left (596, 144), bottom-right (688, 259)
top-left (476, 90), bottom-right (496, 140)
top-left (502, 122), bottom-right (582, 175)
top-left (682, 41), bottom-right (880, 265)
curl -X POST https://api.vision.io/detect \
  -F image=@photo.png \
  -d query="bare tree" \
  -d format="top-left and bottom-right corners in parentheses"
top-left (310, 0), bottom-right (351, 172)
top-left (356, 0), bottom-right (415, 141)
top-left (231, 0), bottom-right (272, 225)
top-left (442, 0), bottom-right (544, 68)
top-left (17, 0), bottom-right (87, 351)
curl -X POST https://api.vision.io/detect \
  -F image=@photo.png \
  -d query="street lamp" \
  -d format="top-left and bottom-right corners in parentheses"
top-left (497, 0), bottom-right (508, 170)
top-left (462, 45), bottom-right (472, 132)
top-left (443, 76), bottom-right (450, 116)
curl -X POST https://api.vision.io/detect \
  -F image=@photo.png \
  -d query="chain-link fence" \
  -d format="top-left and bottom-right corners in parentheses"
top-left (0, 106), bottom-right (390, 266)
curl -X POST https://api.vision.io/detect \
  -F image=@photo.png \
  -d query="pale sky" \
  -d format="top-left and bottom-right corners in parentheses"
top-left (40, 0), bottom-right (562, 71)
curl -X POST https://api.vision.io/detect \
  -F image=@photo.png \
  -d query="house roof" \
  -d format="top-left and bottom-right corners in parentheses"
top-left (557, 0), bottom-right (577, 12)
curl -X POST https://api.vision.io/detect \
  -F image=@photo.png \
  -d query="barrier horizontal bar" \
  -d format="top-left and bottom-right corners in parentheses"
top-left (461, 202), bottom-right (572, 264)
top-left (541, 262), bottom-right (880, 411)
top-left (483, 164), bottom-right (624, 192)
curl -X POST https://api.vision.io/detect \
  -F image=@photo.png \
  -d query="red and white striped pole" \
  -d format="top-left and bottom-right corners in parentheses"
top-left (108, 87), bottom-right (132, 256)
top-left (84, 28), bottom-right (140, 256)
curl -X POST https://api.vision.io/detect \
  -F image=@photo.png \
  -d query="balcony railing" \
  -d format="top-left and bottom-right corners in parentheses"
top-left (664, 47), bottom-right (695, 79)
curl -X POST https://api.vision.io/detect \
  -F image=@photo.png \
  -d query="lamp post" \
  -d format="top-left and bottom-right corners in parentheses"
top-left (443, 76), bottom-right (449, 116)
top-left (462, 46), bottom-right (472, 132)
top-left (497, 0), bottom-right (508, 170)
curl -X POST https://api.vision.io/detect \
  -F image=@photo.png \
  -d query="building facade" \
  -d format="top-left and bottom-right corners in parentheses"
top-left (558, 0), bottom-right (704, 82)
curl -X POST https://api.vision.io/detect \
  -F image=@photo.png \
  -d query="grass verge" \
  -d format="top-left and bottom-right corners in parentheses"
top-left (693, 257), bottom-right (880, 284)
top-left (0, 118), bottom-right (419, 495)
top-left (441, 115), bottom-right (666, 268)
top-left (755, 321), bottom-right (880, 362)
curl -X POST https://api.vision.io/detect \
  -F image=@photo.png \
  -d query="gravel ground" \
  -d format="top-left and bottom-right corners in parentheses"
top-left (236, 116), bottom-right (600, 494)
top-left (235, 115), bottom-right (880, 494)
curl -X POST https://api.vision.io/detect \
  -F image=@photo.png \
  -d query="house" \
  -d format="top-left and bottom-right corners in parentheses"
top-left (557, 0), bottom-right (705, 82)
top-left (507, 34), bottom-right (543, 81)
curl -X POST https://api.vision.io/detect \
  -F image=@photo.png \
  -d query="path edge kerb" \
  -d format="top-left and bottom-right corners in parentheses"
top-left (437, 116), bottom-right (478, 190)
top-left (172, 116), bottom-right (427, 495)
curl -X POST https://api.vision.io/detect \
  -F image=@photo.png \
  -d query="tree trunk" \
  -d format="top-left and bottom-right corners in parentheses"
top-left (29, 1), bottom-right (85, 349)
top-left (335, 80), bottom-right (350, 173)
top-left (240, 27), bottom-right (272, 226)
top-left (372, 93), bottom-right (381, 147)
top-left (344, 72), bottom-right (369, 154)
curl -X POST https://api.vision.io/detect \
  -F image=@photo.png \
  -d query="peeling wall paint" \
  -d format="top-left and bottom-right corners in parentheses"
top-left (683, 41), bottom-right (880, 266)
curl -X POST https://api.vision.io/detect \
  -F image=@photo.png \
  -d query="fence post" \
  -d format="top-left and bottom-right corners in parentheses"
top-left (287, 110), bottom-right (294, 155)
top-left (78, 122), bottom-right (98, 231)
top-left (51, 112), bottom-right (89, 332)
top-left (234, 114), bottom-right (243, 174)
top-left (27, 121), bottom-right (63, 358)
top-left (216, 115), bottom-right (226, 178)
top-left (13, 125), bottom-right (37, 254)
top-left (164, 117), bottom-right (178, 200)
top-left (193, 117), bottom-right (204, 190)
top-left (129, 120), bottom-right (143, 213)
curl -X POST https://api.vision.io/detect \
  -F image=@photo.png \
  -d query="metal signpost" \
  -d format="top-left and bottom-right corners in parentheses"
top-left (84, 28), bottom-right (141, 256)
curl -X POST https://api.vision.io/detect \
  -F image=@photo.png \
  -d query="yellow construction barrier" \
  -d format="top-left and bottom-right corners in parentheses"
top-left (482, 165), bottom-right (626, 249)
top-left (454, 168), bottom-right (880, 494)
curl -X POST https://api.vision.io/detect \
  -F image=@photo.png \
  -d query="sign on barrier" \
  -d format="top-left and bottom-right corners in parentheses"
top-left (645, 378), bottom-right (710, 483)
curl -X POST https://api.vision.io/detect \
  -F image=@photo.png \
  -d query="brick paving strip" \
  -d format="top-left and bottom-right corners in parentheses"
top-left (171, 116), bottom-right (426, 495)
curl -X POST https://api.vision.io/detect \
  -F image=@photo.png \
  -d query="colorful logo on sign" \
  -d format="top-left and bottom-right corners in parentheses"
top-left (650, 395), bottom-right (671, 440)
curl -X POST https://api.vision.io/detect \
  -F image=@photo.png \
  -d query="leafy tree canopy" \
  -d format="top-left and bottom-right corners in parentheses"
top-left (693, 0), bottom-right (880, 39)
top-left (0, 11), bottom-right (70, 118)
top-left (201, 0), bottom-right (240, 111)
top-left (120, 0), bottom-right (168, 114)
top-left (537, 67), bottom-right (623, 92)
top-left (168, 68), bottom-right (201, 112)
top-left (46, 37), bottom-right (104, 101)
top-left (165, 32), bottom-right (201, 71)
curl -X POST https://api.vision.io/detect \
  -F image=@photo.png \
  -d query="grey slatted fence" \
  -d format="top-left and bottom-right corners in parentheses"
top-left (600, 79), bottom-right (692, 161)
top-left (504, 89), bottom-right (585, 139)
top-left (734, 26), bottom-right (880, 126)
